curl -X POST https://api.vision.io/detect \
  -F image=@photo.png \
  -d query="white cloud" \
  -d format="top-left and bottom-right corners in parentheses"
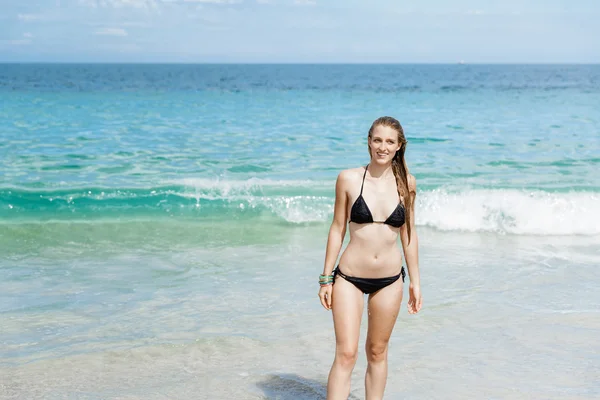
top-left (74, 0), bottom-right (248, 14)
top-left (80, 0), bottom-right (241, 6)
top-left (120, 21), bottom-right (152, 27)
top-left (294, 0), bottom-right (315, 6)
top-left (18, 14), bottom-right (45, 21)
top-left (466, 10), bottom-right (485, 15)
top-left (80, 0), bottom-right (159, 8)
top-left (95, 27), bottom-right (129, 36)
top-left (23, 32), bottom-right (34, 38)
top-left (0, 39), bottom-right (32, 46)
top-left (183, 0), bottom-right (242, 3)
top-left (86, 21), bottom-right (150, 27)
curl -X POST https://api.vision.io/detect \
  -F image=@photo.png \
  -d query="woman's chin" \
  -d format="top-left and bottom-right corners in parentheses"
top-left (372, 157), bottom-right (392, 165)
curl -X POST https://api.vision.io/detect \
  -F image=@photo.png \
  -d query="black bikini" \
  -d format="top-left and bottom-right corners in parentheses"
top-left (334, 165), bottom-right (407, 294)
top-left (333, 267), bottom-right (406, 294)
top-left (350, 165), bottom-right (406, 228)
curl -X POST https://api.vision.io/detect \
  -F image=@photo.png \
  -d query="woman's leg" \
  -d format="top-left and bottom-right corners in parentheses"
top-left (327, 275), bottom-right (364, 400)
top-left (364, 279), bottom-right (403, 400)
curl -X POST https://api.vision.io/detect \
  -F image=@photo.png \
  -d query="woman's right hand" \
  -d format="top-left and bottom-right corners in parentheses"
top-left (318, 285), bottom-right (332, 310)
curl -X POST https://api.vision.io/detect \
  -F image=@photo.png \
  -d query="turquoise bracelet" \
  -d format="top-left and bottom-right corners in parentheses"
top-left (319, 274), bottom-right (334, 285)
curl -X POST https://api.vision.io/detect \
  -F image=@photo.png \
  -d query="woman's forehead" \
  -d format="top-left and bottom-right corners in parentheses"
top-left (371, 125), bottom-right (397, 138)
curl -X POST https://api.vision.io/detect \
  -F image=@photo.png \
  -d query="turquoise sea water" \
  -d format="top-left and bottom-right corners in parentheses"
top-left (1, 64), bottom-right (599, 399)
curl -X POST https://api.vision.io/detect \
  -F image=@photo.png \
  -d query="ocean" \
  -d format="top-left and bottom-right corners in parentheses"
top-left (1, 64), bottom-right (599, 399)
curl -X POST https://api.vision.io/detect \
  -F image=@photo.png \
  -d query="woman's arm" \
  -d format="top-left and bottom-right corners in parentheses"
top-left (400, 174), bottom-right (422, 314)
top-left (322, 170), bottom-right (349, 276)
top-left (319, 170), bottom-right (349, 310)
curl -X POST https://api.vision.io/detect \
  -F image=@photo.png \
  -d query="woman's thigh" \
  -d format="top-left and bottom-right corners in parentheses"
top-left (366, 279), bottom-right (403, 346)
top-left (332, 276), bottom-right (364, 350)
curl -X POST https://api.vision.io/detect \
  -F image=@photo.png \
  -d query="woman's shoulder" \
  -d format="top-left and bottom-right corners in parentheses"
top-left (337, 167), bottom-right (365, 182)
top-left (335, 167), bottom-right (365, 189)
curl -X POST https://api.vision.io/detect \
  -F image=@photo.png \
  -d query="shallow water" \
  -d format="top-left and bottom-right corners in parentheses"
top-left (1, 64), bottom-right (599, 399)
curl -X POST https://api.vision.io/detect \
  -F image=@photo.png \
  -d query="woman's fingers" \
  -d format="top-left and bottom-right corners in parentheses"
top-left (408, 296), bottom-right (417, 314)
top-left (407, 296), bottom-right (421, 314)
top-left (318, 287), bottom-right (333, 310)
top-left (319, 292), bottom-right (327, 309)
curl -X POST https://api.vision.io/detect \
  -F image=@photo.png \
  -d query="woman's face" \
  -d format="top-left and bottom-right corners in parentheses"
top-left (368, 125), bottom-right (401, 164)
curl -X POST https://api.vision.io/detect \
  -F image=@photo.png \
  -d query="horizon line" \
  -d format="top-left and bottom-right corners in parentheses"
top-left (1, 61), bottom-right (599, 65)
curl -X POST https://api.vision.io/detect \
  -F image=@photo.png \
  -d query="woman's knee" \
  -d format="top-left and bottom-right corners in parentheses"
top-left (365, 341), bottom-right (388, 363)
top-left (335, 346), bottom-right (358, 369)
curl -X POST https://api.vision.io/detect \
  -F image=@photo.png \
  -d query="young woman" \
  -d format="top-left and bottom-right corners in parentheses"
top-left (318, 116), bottom-right (422, 400)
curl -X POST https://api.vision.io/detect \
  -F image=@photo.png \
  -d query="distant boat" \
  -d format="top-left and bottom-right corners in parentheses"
top-left (458, 60), bottom-right (466, 65)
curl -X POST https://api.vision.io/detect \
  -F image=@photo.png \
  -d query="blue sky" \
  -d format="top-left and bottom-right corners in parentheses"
top-left (0, 0), bottom-right (598, 62)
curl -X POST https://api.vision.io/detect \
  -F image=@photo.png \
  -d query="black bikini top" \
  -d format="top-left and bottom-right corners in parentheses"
top-left (349, 165), bottom-right (406, 228)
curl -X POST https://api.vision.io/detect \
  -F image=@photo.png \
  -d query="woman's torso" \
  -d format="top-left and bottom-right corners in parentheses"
top-left (338, 167), bottom-right (405, 278)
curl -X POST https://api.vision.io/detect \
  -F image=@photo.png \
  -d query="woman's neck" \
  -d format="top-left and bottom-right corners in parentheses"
top-left (367, 161), bottom-right (394, 179)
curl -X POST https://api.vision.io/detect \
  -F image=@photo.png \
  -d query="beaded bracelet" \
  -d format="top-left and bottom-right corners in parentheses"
top-left (319, 274), bottom-right (334, 286)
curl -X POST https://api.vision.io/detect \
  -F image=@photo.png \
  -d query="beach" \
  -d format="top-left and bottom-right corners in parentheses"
top-left (1, 64), bottom-right (599, 399)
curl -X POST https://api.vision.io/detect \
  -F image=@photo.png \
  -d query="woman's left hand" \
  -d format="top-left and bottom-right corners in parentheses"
top-left (408, 284), bottom-right (422, 314)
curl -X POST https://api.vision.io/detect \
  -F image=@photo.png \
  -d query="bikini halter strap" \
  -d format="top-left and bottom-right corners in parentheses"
top-left (359, 165), bottom-right (368, 195)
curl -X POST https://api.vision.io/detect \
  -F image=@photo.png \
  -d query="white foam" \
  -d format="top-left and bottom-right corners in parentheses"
top-left (166, 179), bottom-right (600, 235)
top-left (419, 189), bottom-right (600, 235)
top-left (260, 195), bottom-right (333, 223)
top-left (170, 177), bottom-right (330, 192)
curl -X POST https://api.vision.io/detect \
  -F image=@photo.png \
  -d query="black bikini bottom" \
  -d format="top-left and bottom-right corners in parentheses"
top-left (333, 266), bottom-right (405, 294)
